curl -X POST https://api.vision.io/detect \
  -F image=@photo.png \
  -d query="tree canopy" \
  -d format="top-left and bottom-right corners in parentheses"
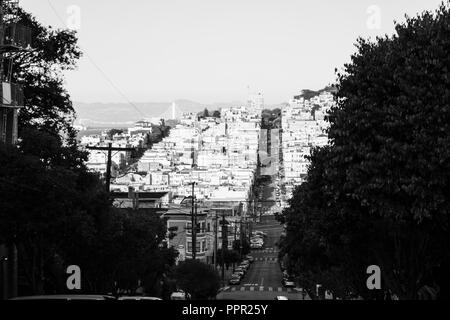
top-left (174, 259), bottom-right (220, 300)
top-left (261, 108), bottom-right (281, 129)
top-left (197, 108), bottom-right (221, 119)
top-left (277, 3), bottom-right (450, 300)
top-left (0, 4), bottom-right (177, 297)
top-left (11, 7), bottom-right (82, 144)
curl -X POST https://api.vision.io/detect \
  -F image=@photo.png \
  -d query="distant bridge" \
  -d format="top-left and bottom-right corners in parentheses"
top-left (156, 102), bottom-right (185, 120)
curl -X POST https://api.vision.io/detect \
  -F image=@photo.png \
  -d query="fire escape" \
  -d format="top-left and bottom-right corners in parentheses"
top-left (0, 0), bottom-right (31, 145)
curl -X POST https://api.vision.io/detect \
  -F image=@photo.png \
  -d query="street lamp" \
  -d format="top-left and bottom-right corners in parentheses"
top-left (1, 257), bottom-right (8, 299)
top-left (316, 284), bottom-right (322, 300)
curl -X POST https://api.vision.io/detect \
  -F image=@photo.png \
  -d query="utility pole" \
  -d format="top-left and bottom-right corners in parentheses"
top-left (213, 211), bottom-right (218, 269)
top-left (248, 202), bottom-right (253, 242)
top-left (232, 222), bottom-right (237, 272)
top-left (241, 202), bottom-right (245, 258)
top-left (86, 143), bottom-right (134, 193)
top-left (1, 257), bottom-right (7, 299)
top-left (191, 182), bottom-right (196, 260)
top-left (239, 219), bottom-right (243, 258)
top-left (194, 199), bottom-right (198, 259)
top-left (221, 213), bottom-right (227, 286)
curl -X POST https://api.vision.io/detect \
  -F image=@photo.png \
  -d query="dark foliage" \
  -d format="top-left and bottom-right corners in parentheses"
top-left (174, 259), bottom-right (220, 300)
top-left (0, 4), bottom-right (177, 296)
top-left (277, 3), bottom-right (450, 300)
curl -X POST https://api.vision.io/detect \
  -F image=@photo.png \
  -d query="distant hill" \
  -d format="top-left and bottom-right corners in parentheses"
top-left (73, 98), bottom-right (296, 128)
top-left (294, 85), bottom-right (337, 100)
top-left (73, 99), bottom-right (245, 127)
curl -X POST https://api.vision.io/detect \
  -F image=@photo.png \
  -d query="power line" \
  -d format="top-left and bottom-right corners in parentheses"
top-left (46, 0), bottom-right (146, 119)
top-left (86, 143), bottom-right (135, 193)
top-left (84, 54), bottom-right (145, 118)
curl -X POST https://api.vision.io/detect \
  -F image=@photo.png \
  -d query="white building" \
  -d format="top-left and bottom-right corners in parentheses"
top-left (281, 91), bottom-right (334, 204)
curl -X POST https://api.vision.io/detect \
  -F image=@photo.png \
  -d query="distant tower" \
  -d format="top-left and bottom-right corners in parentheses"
top-left (248, 91), bottom-right (264, 113)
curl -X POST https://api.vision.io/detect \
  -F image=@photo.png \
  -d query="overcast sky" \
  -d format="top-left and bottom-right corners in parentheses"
top-left (21, 0), bottom-right (444, 104)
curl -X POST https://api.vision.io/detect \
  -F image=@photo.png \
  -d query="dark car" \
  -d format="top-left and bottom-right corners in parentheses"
top-left (240, 263), bottom-right (250, 271)
top-left (234, 269), bottom-right (245, 277)
top-left (282, 278), bottom-right (296, 288)
top-left (118, 296), bottom-right (162, 300)
top-left (235, 266), bottom-right (247, 272)
top-left (10, 295), bottom-right (116, 301)
top-left (234, 268), bottom-right (246, 276)
top-left (240, 260), bottom-right (250, 267)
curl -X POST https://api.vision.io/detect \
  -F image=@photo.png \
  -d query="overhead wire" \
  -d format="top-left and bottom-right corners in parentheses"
top-left (46, 0), bottom-right (146, 119)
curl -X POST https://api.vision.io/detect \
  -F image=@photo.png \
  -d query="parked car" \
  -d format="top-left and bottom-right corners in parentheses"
top-left (256, 231), bottom-right (268, 237)
top-left (170, 291), bottom-right (191, 300)
top-left (275, 296), bottom-right (289, 300)
top-left (10, 295), bottom-right (116, 301)
top-left (233, 270), bottom-right (245, 277)
top-left (251, 242), bottom-right (264, 249)
top-left (240, 260), bottom-right (250, 267)
top-left (282, 278), bottom-right (296, 288)
top-left (235, 266), bottom-right (246, 273)
top-left (239, 263), bottom-right (249, 271)
top-left (118, 296), bottom-right (162, 300)
top-left (229, 277), bottom-right (241, 285)
top-left (246, 255), bottom-right (254, 262)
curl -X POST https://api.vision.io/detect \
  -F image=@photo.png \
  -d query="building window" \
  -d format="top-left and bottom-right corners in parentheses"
top-left (186, 241), bottom-right (201, 253)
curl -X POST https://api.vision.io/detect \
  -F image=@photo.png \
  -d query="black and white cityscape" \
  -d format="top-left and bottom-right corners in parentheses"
top-left (0, 0), bottom-right (449, 303)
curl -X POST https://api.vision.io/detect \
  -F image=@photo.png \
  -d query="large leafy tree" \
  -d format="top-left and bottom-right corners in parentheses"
top-left (62, 208), bottom-right (178, 295)
top-left (0, 4), bottom-right (98, 294)
top-left (11, 7), bottom-right (82, 142)
top-left (278, 3), bottom-right (450, 300)
top-left (174, 259), bottom-right (220, 300)
top-left (0, 131), bottom-right (110, 294)
top-left (1, 4), bottom-right (177, 296)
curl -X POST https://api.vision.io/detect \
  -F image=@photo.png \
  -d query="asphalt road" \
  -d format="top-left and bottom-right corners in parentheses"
top-left (217, 216), bottom-right (310, 300)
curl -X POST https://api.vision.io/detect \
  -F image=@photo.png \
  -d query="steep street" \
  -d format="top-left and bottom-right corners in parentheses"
top-left (216, 216), bottom-right (310, 300)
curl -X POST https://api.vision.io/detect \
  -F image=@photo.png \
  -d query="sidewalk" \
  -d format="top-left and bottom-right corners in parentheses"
top-left (218, 266), bottom-right (237, 291)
